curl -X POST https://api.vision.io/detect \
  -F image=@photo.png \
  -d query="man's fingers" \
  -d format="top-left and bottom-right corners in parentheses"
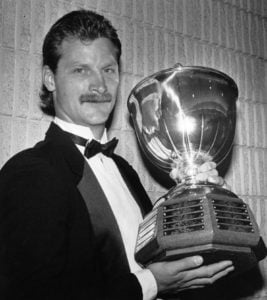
top-left (207, 175), bottom-right (225, 185)
top-left (169, 168), bottom-right (181, 180)
top-left (195, 169), bottom-right (218, 182)
top-left (167, 256), bottom-right (204, 274)
top-left (174, 261), bottom-right (234, 289)
top-left (183, 260), bottom-right (234, 280)
top-left (197, 161), bottom-right (216, 173)
top-left (178, 264), bottom-right (235, 289)
top-left (170, 162), bottom-right (218, 180)
top-left (170, 161), bottom-right (229, 188)
top-left (147, 256), bottom-right (204, 292)
top-left (148, 258), bottom-right (234, 293)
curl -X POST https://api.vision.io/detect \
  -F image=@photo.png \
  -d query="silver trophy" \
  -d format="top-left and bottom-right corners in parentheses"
top-left (127, 64), bottom-right (266, 275)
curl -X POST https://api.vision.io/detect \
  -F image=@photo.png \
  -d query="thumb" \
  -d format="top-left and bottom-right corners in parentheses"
top-left (170, 256), bottom-right (204, 273)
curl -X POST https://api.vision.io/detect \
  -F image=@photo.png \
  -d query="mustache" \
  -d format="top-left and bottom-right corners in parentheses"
top-left (79, 93), bottom-right (112, 103)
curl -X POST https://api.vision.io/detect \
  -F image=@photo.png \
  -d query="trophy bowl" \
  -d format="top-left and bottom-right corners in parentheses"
top-left (128, 64), bottom-right (266, 276)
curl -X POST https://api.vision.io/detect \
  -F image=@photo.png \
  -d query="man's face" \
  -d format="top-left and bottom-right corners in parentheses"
top-left (44, 37), bottom-right (119, 133)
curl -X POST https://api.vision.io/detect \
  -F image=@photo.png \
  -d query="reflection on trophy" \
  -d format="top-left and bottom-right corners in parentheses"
top-left (127, 64), bottom-right (266, 275)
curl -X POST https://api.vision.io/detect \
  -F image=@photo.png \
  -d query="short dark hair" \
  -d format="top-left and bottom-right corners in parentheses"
top-left (39, 10), bottom-right (122, 116)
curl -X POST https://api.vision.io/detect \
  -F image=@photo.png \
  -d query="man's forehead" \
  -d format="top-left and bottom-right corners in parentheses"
top-left (59, 37), bottom-right (118, 62)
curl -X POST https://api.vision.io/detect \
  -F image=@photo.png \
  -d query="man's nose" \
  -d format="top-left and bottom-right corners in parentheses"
top-left (89, 71), bottom-right (107, 94)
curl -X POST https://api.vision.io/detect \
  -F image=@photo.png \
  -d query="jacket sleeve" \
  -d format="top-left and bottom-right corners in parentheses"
top-left (0, 153), bottom-right (73, 299)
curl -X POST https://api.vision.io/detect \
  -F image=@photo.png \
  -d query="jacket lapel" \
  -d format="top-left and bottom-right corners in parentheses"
top-left (44, 123), bottom-right (130, 271)
top-left (77, 161), bottom-right (130, 275)
top-left (43, 122), bottom-right (85, 184)
top-left (112, 154), bottom-right (153, 216)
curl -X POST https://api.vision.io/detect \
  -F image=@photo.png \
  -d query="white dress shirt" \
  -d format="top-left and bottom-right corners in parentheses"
top-left (54, 118), bottom-right (158, 300)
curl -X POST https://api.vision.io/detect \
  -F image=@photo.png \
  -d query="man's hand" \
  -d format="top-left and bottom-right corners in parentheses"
top-left (170, 161), bottom-right (229, 188)
top-left (147, 256), bottom-right (234, 294)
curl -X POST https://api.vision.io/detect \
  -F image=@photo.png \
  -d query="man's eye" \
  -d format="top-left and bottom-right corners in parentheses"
top-left (74, 68), bottom-right (85, 74)
top-left (104, 68), bottom-right (116, 74)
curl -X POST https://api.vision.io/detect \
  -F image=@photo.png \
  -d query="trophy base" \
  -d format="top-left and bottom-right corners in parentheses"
top-left (135, 184), bottom-right (266, 277)
top-left (158, 243), bottom-right (258, 276)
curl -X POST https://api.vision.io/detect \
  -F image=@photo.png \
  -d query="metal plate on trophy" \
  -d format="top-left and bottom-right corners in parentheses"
top-left (127, 64), bottom-right (266, 276)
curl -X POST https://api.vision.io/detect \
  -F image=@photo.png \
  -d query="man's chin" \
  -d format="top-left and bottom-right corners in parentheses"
top-left (82, 112), bottom-right (112, 125)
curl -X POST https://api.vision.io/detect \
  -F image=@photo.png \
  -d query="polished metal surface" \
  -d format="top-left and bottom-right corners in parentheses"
top-left (129, 65), bottom-right (266, 274)
top-left (127, 64), bottom-right (238, 181)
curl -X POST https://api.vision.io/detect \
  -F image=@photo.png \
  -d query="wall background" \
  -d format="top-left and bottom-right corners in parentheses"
top-left (0, 0), bottom-right (266, 298)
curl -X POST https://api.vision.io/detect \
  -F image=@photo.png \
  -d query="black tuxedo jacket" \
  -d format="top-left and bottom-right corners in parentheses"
top-left (0, 123), bottom-right (153, 300)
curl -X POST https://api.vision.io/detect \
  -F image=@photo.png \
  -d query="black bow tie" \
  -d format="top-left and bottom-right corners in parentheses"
top-left (84, 138), bottom-right (118, 158)
top-left (64, 131), bottom-right (118, 158)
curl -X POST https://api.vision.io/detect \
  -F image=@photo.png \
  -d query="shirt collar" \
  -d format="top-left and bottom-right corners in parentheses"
top-left (53, 117), bottom-right (108, 143)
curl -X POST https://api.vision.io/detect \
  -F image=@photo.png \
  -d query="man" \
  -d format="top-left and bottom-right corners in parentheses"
top-left (0, 10), bottom-right (234, 300)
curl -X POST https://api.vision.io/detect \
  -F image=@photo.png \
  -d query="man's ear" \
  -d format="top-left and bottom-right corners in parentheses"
top-left (42, 65), bottom-right (56, 92)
